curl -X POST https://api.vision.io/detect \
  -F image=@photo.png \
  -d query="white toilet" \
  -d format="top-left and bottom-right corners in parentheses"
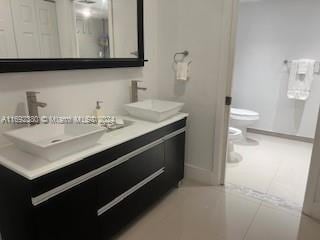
top-left (228, 127), bottom-right (243, 163)
top-left (230, 108), bottom-right (260, 140)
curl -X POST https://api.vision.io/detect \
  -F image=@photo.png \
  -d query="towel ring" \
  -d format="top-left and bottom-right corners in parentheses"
top-left (174, 51), bottom-right (190, 64)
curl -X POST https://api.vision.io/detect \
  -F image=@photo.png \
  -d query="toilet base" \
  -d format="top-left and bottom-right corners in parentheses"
top-left (235, 127), bottom-right (260, 145)
top-left (228, 152), bottom-right (243, 163)
top-left (227, 142), bottom-right (243, 163)
top-left (238, 127), bottom-right (249, 142)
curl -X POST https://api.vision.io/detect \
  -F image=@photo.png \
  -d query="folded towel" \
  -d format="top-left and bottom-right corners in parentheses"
top-left (288, 59), bottom-right (315, 100)
top-left (176, 62), bottom-right (190, 81)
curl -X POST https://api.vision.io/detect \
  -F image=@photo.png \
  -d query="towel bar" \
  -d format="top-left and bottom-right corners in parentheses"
top-left (284, 59), bottom-right (320, 74)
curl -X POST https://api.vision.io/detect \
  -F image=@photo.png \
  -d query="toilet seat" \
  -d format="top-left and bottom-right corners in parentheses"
top-left (230, 108), bottom-right (260, 121)
top-left (229, 127), bottom-right (242, 141)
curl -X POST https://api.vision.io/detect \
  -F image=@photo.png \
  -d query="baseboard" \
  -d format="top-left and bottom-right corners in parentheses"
top-left (184, 164), bottom-right (219, 185)
top-left (248, 128), bottom-right (314, 143)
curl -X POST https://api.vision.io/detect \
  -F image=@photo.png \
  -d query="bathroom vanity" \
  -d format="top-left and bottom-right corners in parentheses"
top-left (0, 114), bottom-right (187, 240)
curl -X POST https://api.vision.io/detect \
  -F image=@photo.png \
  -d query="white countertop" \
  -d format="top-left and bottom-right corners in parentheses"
top-left (0, 113), bottom-right (188, 180)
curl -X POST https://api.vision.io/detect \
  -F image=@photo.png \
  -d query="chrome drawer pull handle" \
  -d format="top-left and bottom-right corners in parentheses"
top-left (162, 128), bottom-right (186, 141)
top-left (97, 168), bottom-right (165, 216)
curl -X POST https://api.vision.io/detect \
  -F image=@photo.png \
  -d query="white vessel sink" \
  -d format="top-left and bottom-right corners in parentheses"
top-left (125, 99), bottom-right (184, 122)
top-left (3, 124), bottom-right (106, 161)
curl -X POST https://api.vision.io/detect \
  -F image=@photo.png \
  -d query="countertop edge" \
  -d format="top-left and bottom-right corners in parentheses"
top-left (0, 114), bottom-right (189, 180)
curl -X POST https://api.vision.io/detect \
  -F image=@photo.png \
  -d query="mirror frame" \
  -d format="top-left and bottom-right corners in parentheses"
top-left (0, 0), bottom-right (145, 73)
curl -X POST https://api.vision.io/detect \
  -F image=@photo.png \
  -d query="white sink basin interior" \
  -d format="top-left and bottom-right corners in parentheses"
top-left (3, 124), bottom-right (106, 161)
top-left (125, 99), bottom-right (184, 122)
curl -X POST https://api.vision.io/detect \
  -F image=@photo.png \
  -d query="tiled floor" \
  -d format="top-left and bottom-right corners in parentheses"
top-left (117, 180), bottom-right (320, 240)
top-left (226, 133), bottom-right (313, 206)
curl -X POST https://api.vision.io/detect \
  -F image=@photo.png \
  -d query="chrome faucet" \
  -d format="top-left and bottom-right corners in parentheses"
top-left (26, 91), bottom-right (47, 125)
top-left (131, 80), bottom-right (147, 102)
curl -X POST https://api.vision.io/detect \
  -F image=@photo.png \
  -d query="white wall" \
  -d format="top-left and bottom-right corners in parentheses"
top-left (157, 0), bottom-right (229, 175)
top-left (232, 0), bottom-right (320, 139)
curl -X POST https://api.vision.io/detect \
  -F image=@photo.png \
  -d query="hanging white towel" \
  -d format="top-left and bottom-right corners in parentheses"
top-left (297, 61), bottom-right (309, 74)
top-left (287, 59), bottom-right (315, 100)
top-left (175, 62), bottom-right (190, 81)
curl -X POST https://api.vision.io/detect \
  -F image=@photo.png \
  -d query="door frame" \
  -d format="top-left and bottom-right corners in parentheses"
top-left (303, 108), bottom-right (320, 219)
top-left (214, 0), bottom-right (320, 221)
top-left (211, 0), bottom-right (239, 185)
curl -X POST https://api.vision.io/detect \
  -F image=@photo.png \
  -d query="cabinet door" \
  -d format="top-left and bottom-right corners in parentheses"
top-left (164, 131), bottom-right (186, 186)
top-left (34, 0), bottom-right (61, 58)
top-left (97, 142), bottom-right (165, 238)
top-left (97, 141), bottom-right (165, 208)
top-left (0, 0), bottom-right (18, 58)
top-left (99, 171), bottom-right (167, 239)
top-left (34, 179), bottom-right (99, 240)
top-left (11, 0), bottom-right (41, 58)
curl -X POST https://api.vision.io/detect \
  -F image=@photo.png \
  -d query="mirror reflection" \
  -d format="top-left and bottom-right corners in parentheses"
top-left (0, 0), bottom-right (138, 59)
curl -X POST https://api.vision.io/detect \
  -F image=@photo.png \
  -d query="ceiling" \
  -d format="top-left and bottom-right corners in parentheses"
top-left (74, 0), bottom-right (109, 19)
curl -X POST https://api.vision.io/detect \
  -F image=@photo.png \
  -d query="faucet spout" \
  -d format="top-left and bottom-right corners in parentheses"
top-left (26, 91), bottom-right (47, 125)
top-left (36, 102), bottom-right (47, 108)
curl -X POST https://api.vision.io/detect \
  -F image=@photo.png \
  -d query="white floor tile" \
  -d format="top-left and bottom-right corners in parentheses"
top-left (244, 205), bottom-right (320, 240)
top-left (118, 183), bottom-right (260, 240)
top-left (226, 133), bottom-right (312, 206)
top-left (261, 201), bottom-right (302, 218)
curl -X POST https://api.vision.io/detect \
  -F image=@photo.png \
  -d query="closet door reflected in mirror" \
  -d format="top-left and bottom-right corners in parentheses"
top-left (0, 0), bottom-right (139, 59)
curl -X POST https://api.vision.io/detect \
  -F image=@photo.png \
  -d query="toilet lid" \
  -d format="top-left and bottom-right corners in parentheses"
top-left (231, 108), bottom-right (259, 117)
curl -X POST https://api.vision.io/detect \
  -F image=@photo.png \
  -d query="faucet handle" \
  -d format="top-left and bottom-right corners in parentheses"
top-left (96, 101), bottom-right (103, 109)
top-left (26, 91), bottom-right (40, 97)
top-left (132, 80), bottom-right (143, 83)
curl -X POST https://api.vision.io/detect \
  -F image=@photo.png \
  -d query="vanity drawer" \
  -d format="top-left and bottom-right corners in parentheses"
top-left (30, 147), bottom-right (118, 198)
top-left (34, 179), bottom-right (99, 240)
top-left (98, 169), bottom-right (168, 239)
top-left (97, 141), bottom-right (165, 208)
top-left (104, 118), bottom-right (187, 164)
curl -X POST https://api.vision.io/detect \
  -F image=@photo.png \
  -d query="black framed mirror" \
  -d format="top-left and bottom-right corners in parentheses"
top-left (0, 0), bottom-right (144, 73)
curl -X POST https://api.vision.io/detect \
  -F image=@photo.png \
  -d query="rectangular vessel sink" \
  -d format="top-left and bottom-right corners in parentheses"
top-left (125, 99), bottom-right (184, 122)
top-left (3, 124), bottom-right (106, 161)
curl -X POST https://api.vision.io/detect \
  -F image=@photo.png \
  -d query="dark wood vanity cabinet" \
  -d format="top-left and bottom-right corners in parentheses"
top-left (97, 142), bottom-right (165, 208)
top-left (164, 131), bottom-right (185, 187)
top-left (35, 179), bottom-right (100, 240)
top-left (0, 118), bottom-right (186, 240)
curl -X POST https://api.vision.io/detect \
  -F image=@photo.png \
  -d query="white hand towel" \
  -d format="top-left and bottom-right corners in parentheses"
top-left (288, 59), bottom-right (315, 100)
top-left (176, 62), bottom-right (189, 81)
top-left (297, 59), bottom-right (310, 74)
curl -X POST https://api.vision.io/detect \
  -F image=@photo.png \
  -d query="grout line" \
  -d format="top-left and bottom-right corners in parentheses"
top-left (225, 183), bottom-right (302, 212)
top-left (242, 200), bottom-right (262, 240)
top-left (218, 184), bottom-right (262, 205)
top-left (264, 158), bottom-right (283, 196)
